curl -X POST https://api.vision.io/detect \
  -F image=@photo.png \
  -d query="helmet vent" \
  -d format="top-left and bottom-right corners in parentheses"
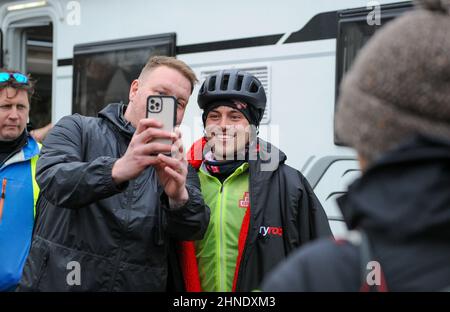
top-left (235, 75), bottom-right (243, 91)
top-left (249, 81), bottom-right (259, 93)
top-left (220, 74), bottom-right (230, 91)
top-left (208, 76), bottom-right (216, 91)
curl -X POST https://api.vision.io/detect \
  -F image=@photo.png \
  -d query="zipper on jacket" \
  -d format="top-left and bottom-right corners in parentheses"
top-left (234, 167), bottom-right (254, 291)
top-left (0, 178), bottom-right (7, 223)
top-left (208, 176), bottom-right (229, 291)
top-left (35, 252), bottom-right (49, 289)
top-left (216, 183), bottom-right (226, 291)
top-left (218, 169), bottom-right (242, 291)
top-left (202, 165), bottom-right (248, 291)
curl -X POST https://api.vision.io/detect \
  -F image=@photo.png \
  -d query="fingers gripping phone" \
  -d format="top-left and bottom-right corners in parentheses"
top-left (146, 95), bottom-right (177, 149)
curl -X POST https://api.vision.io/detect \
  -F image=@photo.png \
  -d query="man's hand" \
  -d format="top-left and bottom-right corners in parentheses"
top-left (155, 128), bottom-right (189, 206)
top-left (30, 123), bottom-right (53, 143)
top-left (112, 119), bottom-right (175, 185)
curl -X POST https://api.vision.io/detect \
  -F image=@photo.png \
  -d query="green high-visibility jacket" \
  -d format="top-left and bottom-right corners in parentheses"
top-left (195, 163), bottom-right (249, 291)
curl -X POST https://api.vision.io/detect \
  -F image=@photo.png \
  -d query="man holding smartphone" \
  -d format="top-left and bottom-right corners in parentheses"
top-left (18, 56), bottom-right (210, 291)
top-left (177, 70), bottom-right (332, 292)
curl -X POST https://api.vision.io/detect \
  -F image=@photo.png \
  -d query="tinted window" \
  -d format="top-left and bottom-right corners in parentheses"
top-left (334, 3), bottom-right (412, 145)
top-left (72, 34), bottom-right (175, 116)
top-left (26, 24), bottom-right (53, 129)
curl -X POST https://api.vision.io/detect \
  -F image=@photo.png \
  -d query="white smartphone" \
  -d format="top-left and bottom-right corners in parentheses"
top-left (146, 95), bottom-right (177, 148)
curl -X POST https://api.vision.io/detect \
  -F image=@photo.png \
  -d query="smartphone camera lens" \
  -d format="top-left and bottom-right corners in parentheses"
top-left (150, 105), bottom-right (155, 111)
top-left (150, 99), bottom-right (155, 104)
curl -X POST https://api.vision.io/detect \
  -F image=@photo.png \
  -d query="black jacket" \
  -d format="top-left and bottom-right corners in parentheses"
top-left (261, 135), bottom-right (450, 292)
top-left (18, 103), bottom-right (210, 291)
top-left (176, 138), bottom-right (332, 291)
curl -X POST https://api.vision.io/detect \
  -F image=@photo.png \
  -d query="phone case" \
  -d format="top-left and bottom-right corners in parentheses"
top-left (146, 95), bottom-right (177, 146)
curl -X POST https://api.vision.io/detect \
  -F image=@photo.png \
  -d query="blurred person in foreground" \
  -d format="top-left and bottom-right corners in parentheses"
top-left (262, 0), bottom-right (450, 292)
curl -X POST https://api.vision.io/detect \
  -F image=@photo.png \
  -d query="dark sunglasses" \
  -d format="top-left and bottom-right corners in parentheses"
top-left (0, 72), bottom-right (29, 85)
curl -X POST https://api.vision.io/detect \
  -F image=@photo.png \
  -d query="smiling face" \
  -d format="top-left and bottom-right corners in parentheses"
top-left (0, 87), bottom-right (29, 141)
top-left (204, 105), bottom-right (251, 160)
top-left (125, 65), bottom-right (192, 127)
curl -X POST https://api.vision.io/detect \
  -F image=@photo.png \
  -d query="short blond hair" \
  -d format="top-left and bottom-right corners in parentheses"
top-left (139, 56), bottom-right (198, 93)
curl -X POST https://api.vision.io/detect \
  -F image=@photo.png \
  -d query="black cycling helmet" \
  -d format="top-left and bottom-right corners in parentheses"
top-left (198, 69), bottom-right (267, 124)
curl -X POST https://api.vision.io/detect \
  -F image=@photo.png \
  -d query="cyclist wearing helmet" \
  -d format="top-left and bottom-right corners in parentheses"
top-left (175, 69), bottom-right (332, 292)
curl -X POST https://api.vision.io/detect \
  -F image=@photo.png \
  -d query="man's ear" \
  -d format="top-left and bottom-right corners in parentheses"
top-left (129, 79), bottom-right (139, 102)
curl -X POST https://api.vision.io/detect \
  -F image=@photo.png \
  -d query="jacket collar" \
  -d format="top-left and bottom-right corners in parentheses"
top-left (98, 103), bottom-right (135, 139)
top-left (1, 135), bottom-right (39, 170)
top-left (187, 137), bottom-right (287, 181)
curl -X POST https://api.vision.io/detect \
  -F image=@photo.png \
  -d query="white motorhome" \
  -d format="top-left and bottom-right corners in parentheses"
top-left (0, 0), bottom-right (413, 235)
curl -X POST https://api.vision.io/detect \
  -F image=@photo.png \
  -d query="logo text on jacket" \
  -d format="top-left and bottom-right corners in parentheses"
top-left (239, 192), bottom-right (250, 208)
top-left (259, 226), bottom-right (283, 237)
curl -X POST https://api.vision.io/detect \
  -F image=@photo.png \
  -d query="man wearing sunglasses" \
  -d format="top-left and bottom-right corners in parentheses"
top-left (0, 70), bottom-right (39, 291)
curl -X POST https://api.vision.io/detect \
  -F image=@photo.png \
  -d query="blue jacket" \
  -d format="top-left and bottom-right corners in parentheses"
top-left (0, 135), bottom-right (39, 291)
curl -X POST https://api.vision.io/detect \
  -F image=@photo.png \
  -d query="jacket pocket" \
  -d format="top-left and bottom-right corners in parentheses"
top-left (112, 262), bottom-right (167, 291)
top-left (38, 241), bottom-right (114, 291)
top-left (17, 236), bottom-right (50, 292)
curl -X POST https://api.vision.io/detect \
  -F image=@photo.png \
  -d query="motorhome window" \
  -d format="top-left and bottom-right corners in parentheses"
top-left (336, 19), bottom-right (386, 94)
top-left (25, 24), bottom-right (53, 129)
top-left (72, 34), bottom-right (175, 116)
top-left (334, 2), bottom-right (413, 145)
